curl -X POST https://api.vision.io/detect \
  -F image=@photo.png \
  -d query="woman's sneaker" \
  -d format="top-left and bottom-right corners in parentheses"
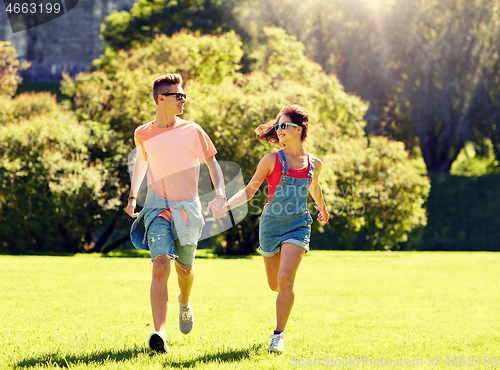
top-left (267, 332), bottom-right (284, 353)
top-left (179, 294), bottom-right (194, 334)
top-left (149, 331), bottom-right (168, 353)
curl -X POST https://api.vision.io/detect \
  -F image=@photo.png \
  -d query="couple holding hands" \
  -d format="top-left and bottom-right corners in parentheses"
top-left (125, 74), bottom-right (329, 354)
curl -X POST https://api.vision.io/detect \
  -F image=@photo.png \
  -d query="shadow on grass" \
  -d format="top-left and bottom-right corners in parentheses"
top-left (14, 346), bottom-right (149, 368)
top-left (164, 344), bottom-right (263, 368)
top-left (14, 344), bottom-right (264, 368)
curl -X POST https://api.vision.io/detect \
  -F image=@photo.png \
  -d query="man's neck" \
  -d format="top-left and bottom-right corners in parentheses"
top-left (155, 111), bottom-right (177, 128)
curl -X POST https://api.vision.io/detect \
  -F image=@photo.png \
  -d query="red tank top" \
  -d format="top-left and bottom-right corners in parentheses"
top-left (266, 152), bottom-right (310, 203)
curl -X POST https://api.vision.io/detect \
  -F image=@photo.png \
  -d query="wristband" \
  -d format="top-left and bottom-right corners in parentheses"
top-left (216, 194), bottom-right (230, 210)
top-left (128, 196), bottom-right (136, 200)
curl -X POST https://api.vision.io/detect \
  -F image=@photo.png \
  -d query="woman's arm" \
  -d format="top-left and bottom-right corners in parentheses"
top-left (227, 153), bottom-right (275, 210)
top-left (309, 156), bottom-right (330, 225)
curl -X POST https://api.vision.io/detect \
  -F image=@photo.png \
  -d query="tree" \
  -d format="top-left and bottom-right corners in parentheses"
top-left (0, 41), bottom-right (30, 97)
top-left (100, 0), bottom-right (243, 51)
top-left (468, 55), bottom-right (500, 174)
top-left (231, 0), bottom-right (422, 156)
top-left (66, 31), bottom-right (244, 139)
top-left (232, 0), bottom-right (500, 173)
top-left (390, 0), bottom-right (500, 173)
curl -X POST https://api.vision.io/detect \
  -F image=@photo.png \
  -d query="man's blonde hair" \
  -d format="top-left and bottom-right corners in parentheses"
top-left (153, 74), bottom-right (183, 104)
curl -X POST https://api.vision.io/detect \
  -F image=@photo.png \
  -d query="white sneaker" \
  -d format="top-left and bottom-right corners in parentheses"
top-left (149, 331), bottom-right (168, 353)
top-left (179, 294), bottom-right (194, 334)
top-left (267, 332), bottom-right (284, 353)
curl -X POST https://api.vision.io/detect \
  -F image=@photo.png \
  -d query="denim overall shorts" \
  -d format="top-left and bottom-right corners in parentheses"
top-left (259, 150), bottom-right (315, 257)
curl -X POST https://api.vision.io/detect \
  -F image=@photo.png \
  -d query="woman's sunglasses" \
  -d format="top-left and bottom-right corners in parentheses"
top-left (274, 122), bottom-right (299, 131)
top-left (160, 93), bottom-right (187, 101)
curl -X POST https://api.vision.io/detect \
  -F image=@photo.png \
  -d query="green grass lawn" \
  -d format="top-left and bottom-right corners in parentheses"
top-left (1, 251), bottom-right (499, 369)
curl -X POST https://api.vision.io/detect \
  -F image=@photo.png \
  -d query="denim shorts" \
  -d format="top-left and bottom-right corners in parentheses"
top-left (258, 212), bottom-right (312, 257)
top-left (146, 216), bottom-right (197, 266)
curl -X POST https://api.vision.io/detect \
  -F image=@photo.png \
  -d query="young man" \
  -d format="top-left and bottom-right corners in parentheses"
top-left (125, 73), bottom-right (227, 353)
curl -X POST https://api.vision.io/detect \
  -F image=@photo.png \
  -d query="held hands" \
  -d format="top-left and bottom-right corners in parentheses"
top-left (206, 197), bottom-right (228, 219)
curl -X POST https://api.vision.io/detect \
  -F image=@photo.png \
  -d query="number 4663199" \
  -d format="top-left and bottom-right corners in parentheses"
top-left (5, 2), bottom-right (61, 14)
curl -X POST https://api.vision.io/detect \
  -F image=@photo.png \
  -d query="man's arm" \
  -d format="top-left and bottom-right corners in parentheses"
top-left (125, 153), bottom-right (148, 218)
top-left (206, 155), bottom-right (228, 219)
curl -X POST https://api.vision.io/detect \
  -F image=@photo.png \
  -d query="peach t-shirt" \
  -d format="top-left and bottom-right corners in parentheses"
top-left (134, 119), bottom-right (217, 222)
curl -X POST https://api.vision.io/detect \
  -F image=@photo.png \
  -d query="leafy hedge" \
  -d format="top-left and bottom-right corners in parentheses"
top-left (0, 93), bottom-right (125, 254)
top-left (415, 174), bottom-right (500, 251)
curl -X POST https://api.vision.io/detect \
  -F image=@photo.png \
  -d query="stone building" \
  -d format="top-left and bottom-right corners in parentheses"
top-left (0, 0), bottom-right (135, 81)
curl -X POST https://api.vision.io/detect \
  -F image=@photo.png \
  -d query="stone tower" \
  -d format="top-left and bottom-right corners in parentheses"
top-left (0, 0), bottom-right (136, 81)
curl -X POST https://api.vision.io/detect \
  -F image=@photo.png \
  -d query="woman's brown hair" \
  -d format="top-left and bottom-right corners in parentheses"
top-left (255, 104), bottom-right (309, 145)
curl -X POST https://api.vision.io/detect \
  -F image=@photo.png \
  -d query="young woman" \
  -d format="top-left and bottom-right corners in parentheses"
top-left (227, 104), bottom-right (330, 353)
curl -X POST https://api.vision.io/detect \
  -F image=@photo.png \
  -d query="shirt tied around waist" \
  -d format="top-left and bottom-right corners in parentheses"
top-left (130, 191), bottom-right (205, 250)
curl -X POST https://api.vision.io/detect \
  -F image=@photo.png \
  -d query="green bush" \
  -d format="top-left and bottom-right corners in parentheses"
top-left (0, 92), bottom-right (61, 125)
top-left (416, 173), bottom-right (500, 251)
top-left (450, 140), bottom-right (499, 177)
top-left (311, 136), bottom-right (430, 250)
top-left (0, 93), bottom-right (124, 254)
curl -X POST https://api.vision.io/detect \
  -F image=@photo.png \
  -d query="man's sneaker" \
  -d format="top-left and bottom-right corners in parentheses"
top-left (149, 331), bottom-right (168, 353)
top-left (178, 294), bottom-right (193, 334)
top-left (267, 332), bottom-right (284, 353)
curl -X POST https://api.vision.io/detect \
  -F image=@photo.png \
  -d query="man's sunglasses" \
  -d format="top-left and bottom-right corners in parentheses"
top-left (274, 122), bottom-right (299, 131)
top-left (160, 93), bottom-right (187, 101)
